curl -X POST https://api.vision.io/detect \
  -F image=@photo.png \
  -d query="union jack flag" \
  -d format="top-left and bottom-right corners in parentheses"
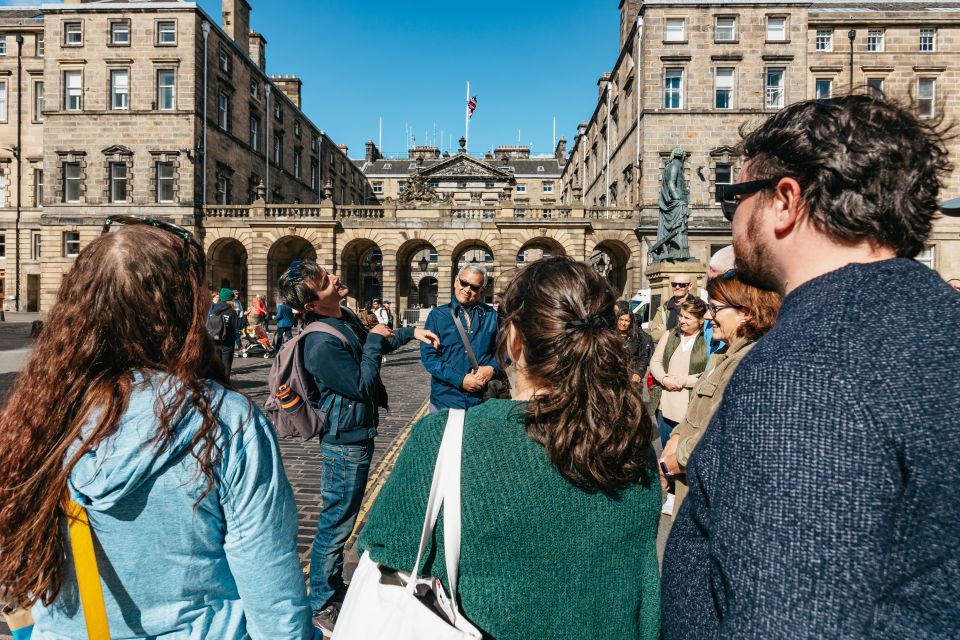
top-left (467, 96), bottom-right (478, 118)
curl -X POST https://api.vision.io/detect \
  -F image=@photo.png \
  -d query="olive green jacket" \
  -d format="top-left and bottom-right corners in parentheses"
top-left (669, 336), bottom-right (755, 515)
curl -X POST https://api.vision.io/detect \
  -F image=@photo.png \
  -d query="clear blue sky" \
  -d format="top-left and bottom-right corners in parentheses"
top-left (196, 0), bottom-right (618, 159)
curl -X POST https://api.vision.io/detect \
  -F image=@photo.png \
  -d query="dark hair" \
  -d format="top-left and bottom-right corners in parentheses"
top-left (277, 259), bottom-right (329, 311)
top-left (0, 226), bottom-right (229, 607)
top-left (738, 93), bottom-right (953, 258)
top-left (707, 272), bottom-right (782, 341)
top-left (614, 300), bottom-right (638, 338)
top-left (678, 296), bottom-right (707, 320)
top-left (497, 257), bottom-right (654, 494)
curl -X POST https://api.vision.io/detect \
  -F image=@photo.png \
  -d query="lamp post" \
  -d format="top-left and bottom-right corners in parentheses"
top-left (848, 29), bottom-right (857, 93)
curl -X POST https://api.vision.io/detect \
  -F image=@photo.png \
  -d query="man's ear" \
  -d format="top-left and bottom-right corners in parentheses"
top-left (771, 177), bottom-right (804, 236)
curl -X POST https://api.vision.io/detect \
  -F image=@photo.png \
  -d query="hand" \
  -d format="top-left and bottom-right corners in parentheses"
top-left (461, 372), bottom-right (484, 393)
top-left (662, 375), bottom-right (683, 392)
top-left (631, 373), bottom-right (642, 384)
top-left (370, 324), bottom-right (394, 339)
top-left (473, 365), bottom-right (495, 385)
top-left (661, 436), bottom-right (684, 476)
top-left (413, 327), bottom-right (440, 349)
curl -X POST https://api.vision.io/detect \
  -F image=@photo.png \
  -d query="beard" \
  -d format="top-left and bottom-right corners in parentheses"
top-left (733, 211), bottom-right (781, 293)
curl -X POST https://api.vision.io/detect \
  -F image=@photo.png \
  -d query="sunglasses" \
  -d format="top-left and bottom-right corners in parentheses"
top-left (707, 302), bottom-right (740, 316)
top-left (101, 214), bottom-right (194, 244)
top-left (716, 178), bottom-right (780, 221)
top-left (671, 282), bottom-right (691, 289)
top-left (458, 278), bottom-right (484, 293)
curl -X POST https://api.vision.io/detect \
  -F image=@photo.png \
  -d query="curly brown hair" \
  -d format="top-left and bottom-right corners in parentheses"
top-left (0, 225), bottom-right (230, 607)
top-left (497, 257), bottom-right (655, 494)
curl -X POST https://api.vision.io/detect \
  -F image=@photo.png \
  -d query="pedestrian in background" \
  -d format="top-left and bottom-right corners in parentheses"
top-left (273, 298), bottom-right (295, 352)
top-left (662, 94), bottom-right (960, 637)
top-left (209, 286), bottom-right (240, 381)
top-left (382, 300), bottom-right (395, 329)
top-left (372, 298), bottom-right (390, 326)
top-left (0, 219), bottom-right (317, 639)
top-left (360, 257), bottom-right (662, 640)
top-left (614, 300), bottom-right (654, 384)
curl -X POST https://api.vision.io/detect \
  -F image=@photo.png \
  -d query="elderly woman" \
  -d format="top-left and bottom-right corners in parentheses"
top-left (659, 271), bottom-right (782, 516)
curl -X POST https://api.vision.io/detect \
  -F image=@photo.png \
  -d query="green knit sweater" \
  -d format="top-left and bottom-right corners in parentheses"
top-left (358, 399), bottom-right (662, 640)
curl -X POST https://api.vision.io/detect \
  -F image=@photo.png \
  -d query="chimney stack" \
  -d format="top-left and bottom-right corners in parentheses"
top-left (249, 32), bottom-right (267, 71)
top-left (222, 0), bottom-right (251, 48)
top-left (270, 75), bottom-right (302, 109)
top-left (365, 141), bottom-right (382, 163)
top-left (554, 137), bottom-right (567, 161)
top-left (598, 72), bottom-right (612, 99)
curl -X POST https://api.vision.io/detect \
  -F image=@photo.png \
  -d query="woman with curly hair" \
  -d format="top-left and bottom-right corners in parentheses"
top-left (0, 217), bottom-right (317, 639)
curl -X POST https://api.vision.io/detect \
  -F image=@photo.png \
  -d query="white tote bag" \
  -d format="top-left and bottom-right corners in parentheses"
top-left (332, 409), bottom-right (483, 640)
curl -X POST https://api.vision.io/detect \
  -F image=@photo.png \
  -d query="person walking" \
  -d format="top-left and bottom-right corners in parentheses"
top-left (209, 286), bottom-right (240, 381)
top-left (275, 260), bottom-right (439, 635)
top-left (0, 217), bottom-right (317, 639)
top-left (359, 257), bottom-right (662, 640)
top-left (615, 300), bottom-right (654, 384)
top-left (420, 264), bottom-right (500, 411)
top-left (251, 294), bottom-right (268, 329)
top-left (662, 94), bottom-right (960, 637)
top-left (372, 298), bottom-right (390, 326)
top-left (273, 298), bottom-right (294, 352)
top-left (657, 271), bottom-right (781, 516)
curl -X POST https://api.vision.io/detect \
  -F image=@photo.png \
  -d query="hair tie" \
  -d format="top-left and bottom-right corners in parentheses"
top-left (565, 314), bottom-right (609, 331)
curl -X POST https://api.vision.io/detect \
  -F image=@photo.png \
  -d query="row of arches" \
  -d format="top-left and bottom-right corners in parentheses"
top-left (207, 234), bottom-right (633, 312)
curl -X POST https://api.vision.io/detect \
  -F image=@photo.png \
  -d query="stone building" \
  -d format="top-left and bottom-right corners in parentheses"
top-left (562, 0), bottom-right (960, 282)
top-left (0, 0), bottom-right (369, 311)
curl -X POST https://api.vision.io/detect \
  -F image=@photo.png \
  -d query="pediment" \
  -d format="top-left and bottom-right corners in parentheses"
top-left (420, 155), bottom-right (512, 180)
top-left (102, 144), bottom-right (134, 156)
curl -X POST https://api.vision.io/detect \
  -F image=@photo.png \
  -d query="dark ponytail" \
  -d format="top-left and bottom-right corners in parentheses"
top-left (497, 257), bottom-right (655, 494)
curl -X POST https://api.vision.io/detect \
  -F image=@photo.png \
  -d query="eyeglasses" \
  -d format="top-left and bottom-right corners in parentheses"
top-left (671, 282), bottom-right (691, 289)
top-left (458, 278), bottom-right (484, 293)
top-left (101, 214), bottom-right (194, 245)
top-left (707, 302), bottom-right (740, 316)
top-left (716, 178), bottom-right (780, 221)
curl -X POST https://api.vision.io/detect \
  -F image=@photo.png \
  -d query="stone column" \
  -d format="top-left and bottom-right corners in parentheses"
top-left (247, 243), bottom-right (269, 305)
top-left (437, 251), bottom-right (453, 305)
top-left (380, 251), bottom-right (398, 313)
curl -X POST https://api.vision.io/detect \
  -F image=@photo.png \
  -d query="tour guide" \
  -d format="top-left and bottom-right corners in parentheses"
top-left (420, 263), bottom-right (500, 410)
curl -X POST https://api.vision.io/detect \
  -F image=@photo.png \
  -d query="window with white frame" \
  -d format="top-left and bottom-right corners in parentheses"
top-left (918, 78), bottom-right (935, 118)
top-left (32, 233), bottom-right (41, 260)
top-left (36, 34), bottom-right (43, 57)
top-left (294, 151), bottom-right (302, 179)
top-left (665, 18), bottom-right (685, 42)
top-left (218, 49), bottom-right (230, 73)
top-left (0, 234), bottom-right (5, 258)
top-left (815, 78), bottom-right (832, 99)
top-left (815, 29), bottom-right (833, 51)
top-left (715, 68), bottom-right (734, 109)
top-left (274, 101), bottom-right (282, 121)
top-left (664, 68), bottom-right (683, 109)
top-left (919, 29), bottom-right (935, 52)
top-left (250, 78), bottom-right (260, 99)
top-left (273, 134), bottom-right (282, 166)
top-left (33, 81), bottom-right (44, 121)
top-left (34, 169), bottom-right (43, 206)
top-left (64, 70), bottom-right (82, 110)
top-left (915, 245), bottom-right (935, 270)
top-left (543, 181), bottom-right (554, 193)
top-left (714, 164), bottom-right (733, 202)
top-left (867, 77), bottom-right (884, 97)
top-left (767, 16), bottom-right (787, 41)
top-left (110, 69), bottom-right (129, 110)
top-left (109, 162), bottom-right (128, 203)
top-left (63, 232), bottom-right (80, 258)
top-left (157, 69), bottom-right (175, 110)
top-left (715, 16), bottom-right (736, 42)
top-left (0, 37), bottom-right (5, 56)
top-left (217, 92), bottom-right (229, 130)
top-left (0, 81), bottom-right (6, 122)
top-left (63, 162), bottom-right (81, 202)
top-left (156, 162), bottom-right (175, 203)
top-left (867, 29), bottom-right (884, 52)
top-left (110, 21), bottom-right (130, 45)
top-left (249, 116), bottom-right (259, 151)
top-left (372, 181), bottom-right (383, 194)
top-left (765, 68), bottom-right (785, 108)
top-left (294, 121), bottom-right (301, 137)
top-left (516, 183), bottom-right (527, 193)
top-left (64, 22), bottom-right (83, 46)
top-left (157, 21), bottom-right (176, 45)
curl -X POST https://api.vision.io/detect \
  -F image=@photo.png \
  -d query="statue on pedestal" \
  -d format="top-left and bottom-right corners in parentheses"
top-left (650, 147), bottom-right (691, 262)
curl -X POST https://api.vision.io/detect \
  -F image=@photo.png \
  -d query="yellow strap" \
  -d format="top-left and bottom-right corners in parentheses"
top-left (66, 499), bottom-right (111, 639)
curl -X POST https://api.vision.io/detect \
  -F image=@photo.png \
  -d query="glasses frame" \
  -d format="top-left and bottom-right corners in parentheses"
top-left (707, 302), bottom-right (740, 316)
top-left (670, 281), bottom-right (691, 289)
top-left (101, 214), bottom-right (194, 245)
top-left (716, 178), bottom-right (780, 221)
top-left (457, 277), bottom-right (484, 293)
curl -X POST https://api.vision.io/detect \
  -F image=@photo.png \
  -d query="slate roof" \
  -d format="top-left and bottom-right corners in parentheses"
top-left (0, 9), bottom-right (43, 23)
top-left (360, 154), bottom-right (564, 178)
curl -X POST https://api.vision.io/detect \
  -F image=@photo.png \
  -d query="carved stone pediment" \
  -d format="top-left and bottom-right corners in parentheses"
top-left (101, 144), bottom-right (134, 157)
top-left (420, 155), bottom-right (511, 180)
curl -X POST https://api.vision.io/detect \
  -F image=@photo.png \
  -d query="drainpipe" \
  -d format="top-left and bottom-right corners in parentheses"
top-left (264, 84), bottom-right (271, 203)
top-left (201, 21), bottom-right (211, 213)
top-left (14, 34), bottom-right (24, 313)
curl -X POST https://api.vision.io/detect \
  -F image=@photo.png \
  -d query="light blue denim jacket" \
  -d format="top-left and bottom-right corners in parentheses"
top-left (31, 371), bottom-right (319, 640)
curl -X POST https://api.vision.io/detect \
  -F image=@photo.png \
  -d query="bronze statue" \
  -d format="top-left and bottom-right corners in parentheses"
top-left (651, 147), bottom-right (691, 262)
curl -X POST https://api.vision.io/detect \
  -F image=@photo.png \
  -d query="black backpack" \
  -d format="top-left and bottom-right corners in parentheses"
top-left (205, 311), bottom-right (233, 344)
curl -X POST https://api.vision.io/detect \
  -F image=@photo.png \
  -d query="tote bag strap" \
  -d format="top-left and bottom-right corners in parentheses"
top-left (407, 408), bottom-right (467, 611)
top-left (66, 497), bottom-right (110, 640)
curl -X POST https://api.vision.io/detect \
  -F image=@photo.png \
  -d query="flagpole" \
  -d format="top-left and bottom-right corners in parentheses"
top-left (465, 81), bottom-right (470, 151)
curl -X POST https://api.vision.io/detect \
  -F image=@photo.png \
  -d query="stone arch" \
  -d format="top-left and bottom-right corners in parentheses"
top-left (207, 237), bottom-right (248, 300)
top-left (341, 238), bottom-right (383, 308)
top-left (590, 239), bottom-right (632, 298)
top-left (266, 235), bottom-right (318, 305)
top-left (396, 238), bottom-right (441, 312)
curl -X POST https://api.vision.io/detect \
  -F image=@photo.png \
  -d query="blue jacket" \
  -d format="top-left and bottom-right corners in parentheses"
top-left (420, 300), bottom-right (499, 409)
top-left (274, 304), bottom-right (294, 329)
top-left (32, 372), bottom-right (317, 640)
top-left (303, 311), bottom-right (414, 444)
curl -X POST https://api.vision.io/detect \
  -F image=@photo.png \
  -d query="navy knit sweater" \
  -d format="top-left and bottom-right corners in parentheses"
top-left (662, 259), bottom-right (960, 639)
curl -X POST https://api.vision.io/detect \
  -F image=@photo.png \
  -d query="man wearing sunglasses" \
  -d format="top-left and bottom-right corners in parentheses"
top-left (648, 274), bottom-right (695, 342)
top-left (420, 264), bottom-right (500, 411)
top-left (662, 96), bottom-right (960, 638)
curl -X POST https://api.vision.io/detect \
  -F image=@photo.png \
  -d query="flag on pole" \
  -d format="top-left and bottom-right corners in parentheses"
top-left (467, 95), bottom-right (478, 118)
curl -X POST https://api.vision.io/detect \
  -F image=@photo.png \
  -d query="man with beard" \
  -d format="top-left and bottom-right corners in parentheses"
top-left (661, 95), bottom-right (960, 638)
top-left (276, 260), bottom-right (439, 635)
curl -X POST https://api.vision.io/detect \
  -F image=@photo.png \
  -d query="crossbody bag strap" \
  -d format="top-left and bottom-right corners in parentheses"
top-left (448, 308), bottom-right (480, 372)
top-left (66, 497), bottom-right (110, 640)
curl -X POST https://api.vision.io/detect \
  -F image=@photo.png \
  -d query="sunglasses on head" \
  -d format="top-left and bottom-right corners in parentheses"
top-left (101, 214), bottom-right (194, 245)
top-left (458, 278), bottom-right (484, 293)
top-left (716, 178), bottom-right (780, 221)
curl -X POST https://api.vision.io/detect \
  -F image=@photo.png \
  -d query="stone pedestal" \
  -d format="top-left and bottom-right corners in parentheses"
top-left (645, 261), bottom-right (707, 314)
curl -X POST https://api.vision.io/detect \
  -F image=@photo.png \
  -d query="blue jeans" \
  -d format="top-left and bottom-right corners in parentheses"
top-left (658, 412), bottom-right (678, 449)
top-left (309, 440), bottom-right (374, 612)
top-left (274, 327), bottom-right (293, 352)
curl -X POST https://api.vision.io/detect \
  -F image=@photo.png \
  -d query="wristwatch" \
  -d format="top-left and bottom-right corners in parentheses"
top-left (659, 460), bottom-right (672, 477)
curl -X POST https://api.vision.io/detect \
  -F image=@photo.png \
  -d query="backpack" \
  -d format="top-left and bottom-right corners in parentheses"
top-left (205, 311), bottom-right (233, 344)
top-left (264, 321), bottom-right (351, 440)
